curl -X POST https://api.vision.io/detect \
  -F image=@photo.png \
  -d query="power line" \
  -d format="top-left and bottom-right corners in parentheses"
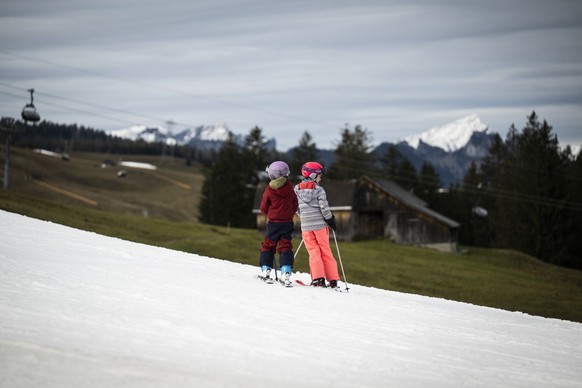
top-left (0, 51), bottom-right (334, 129)
top-left (0, 82), bottom-right (184, 129)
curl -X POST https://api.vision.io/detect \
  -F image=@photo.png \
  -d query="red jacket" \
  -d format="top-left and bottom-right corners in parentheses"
top-left (260, 180), bottom-right (298, 222)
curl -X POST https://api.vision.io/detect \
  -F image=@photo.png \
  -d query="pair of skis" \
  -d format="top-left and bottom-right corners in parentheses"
top-left (294, 279), bottom-right (344, 292)
top-left (258, 275), bottom-right (343, 291)
top-left (293, 230), bottom-right (350, 293)
top-left (258, 275), bottom-right (292, 288)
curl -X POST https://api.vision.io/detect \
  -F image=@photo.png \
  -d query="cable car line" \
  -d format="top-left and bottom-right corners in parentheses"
top-left (0, 50), bottom-right (332, 128)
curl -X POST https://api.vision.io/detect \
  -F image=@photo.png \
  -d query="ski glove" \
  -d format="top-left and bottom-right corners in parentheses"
top-left (325, 214), bottom-right (337, 231)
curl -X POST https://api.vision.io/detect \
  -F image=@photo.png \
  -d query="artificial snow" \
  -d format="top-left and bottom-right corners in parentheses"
top-left (1, 210), bottom-right (581, 387)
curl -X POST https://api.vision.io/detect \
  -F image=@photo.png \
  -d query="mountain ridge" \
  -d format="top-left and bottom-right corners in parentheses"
top-left (108, 122), bottom-right (276, 151)
top-left (109, 115), bottom-right (496, 185)
top-left (110, 115), bottom-right (489, 153)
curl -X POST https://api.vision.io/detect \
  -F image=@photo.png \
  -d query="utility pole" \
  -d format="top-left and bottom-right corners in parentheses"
top-left (1, 117), bottom-right (16, 191)
top-left (165, 120), bottom-right (176, 161)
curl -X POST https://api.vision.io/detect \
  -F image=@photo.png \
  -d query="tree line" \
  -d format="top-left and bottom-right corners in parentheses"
top-left (2, 120), bottom-right (220, 163)
top-left (446, 112), bottom-right (582, 268)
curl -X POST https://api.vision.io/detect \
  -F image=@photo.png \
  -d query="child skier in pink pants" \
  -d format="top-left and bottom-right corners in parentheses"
top-left (294, 162), bottom-right (340, 288)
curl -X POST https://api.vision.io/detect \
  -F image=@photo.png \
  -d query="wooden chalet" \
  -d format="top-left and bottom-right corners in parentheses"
top-left (253, 175), bottom-right (460, 253)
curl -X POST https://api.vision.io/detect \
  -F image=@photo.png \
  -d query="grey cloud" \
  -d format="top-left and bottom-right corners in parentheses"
top-left (1, 0), bottom-right (581, 151)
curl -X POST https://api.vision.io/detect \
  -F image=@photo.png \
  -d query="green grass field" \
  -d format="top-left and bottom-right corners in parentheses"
top-left (2, 147), bottom-right (582, 323)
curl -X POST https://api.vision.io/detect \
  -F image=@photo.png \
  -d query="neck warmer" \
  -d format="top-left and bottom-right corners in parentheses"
top-left (269, 176), bottom-right (287, 189)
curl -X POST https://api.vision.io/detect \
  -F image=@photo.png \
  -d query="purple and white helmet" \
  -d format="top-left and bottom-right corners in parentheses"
top-left (265, 161), bottom-right (290, 179)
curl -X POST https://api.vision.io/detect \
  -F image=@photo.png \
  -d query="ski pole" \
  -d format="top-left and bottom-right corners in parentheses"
top-left (273, 256), bottom-right (278, 281)
top-left (294, 238), bottom-right (304, 258)
top-left (332, 229), bottom-right (350, 292)
top-left (275, 237), bottom-right (304, 282)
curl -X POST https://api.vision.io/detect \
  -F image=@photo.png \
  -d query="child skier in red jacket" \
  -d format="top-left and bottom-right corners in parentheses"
top-left (258, 161), bottom-right (299, 287)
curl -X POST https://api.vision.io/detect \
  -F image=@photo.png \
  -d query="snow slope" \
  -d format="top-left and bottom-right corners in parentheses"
top-left (1, 210), bottom-right (581, 388)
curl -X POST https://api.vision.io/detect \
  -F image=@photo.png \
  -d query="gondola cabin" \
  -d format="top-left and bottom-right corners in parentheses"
top-left (21, 105), bottom-right (40, 122)
top-left (21, 88), bottom-right (40, 123)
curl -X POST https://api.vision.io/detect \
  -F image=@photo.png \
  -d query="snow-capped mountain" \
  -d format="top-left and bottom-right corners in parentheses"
top-left (173, 123), bottom-right (230, 144)
top-left (109, 123), bottom-right (276, 151)
top-left (401, 114), bottom-right (489, 152)
top-left (111, 124), bottom-right (170, 143)
top-left (373, 115), bottom-right (496, 186)
top-left (110, 123), bottom-right (229, 144)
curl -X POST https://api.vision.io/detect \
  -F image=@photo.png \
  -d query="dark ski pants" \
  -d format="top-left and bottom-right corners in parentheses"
top-left (259, 221), bottom-right (294, 269)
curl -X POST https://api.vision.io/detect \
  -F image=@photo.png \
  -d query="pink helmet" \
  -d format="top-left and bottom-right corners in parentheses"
top-left (265, 161), bottom-right (290, 179)
top-left (301, 162), bottom-right (326, 180)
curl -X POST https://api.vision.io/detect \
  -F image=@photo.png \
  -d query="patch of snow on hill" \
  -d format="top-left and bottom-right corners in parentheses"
top-left (119, 161), bottom-right (157, 170)
top-left (403, 114), bottom-right (488, 152)
top-left (33, 149), bottom-right (62, 158)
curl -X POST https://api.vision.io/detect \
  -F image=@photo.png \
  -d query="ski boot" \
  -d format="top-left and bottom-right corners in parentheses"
top-left (258, 266), bottom-right (273, 283)
top-left (279, 265), bottom-right (292, 287)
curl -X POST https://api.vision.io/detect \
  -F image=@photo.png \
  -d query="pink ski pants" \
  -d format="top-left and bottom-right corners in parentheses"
top-left (302, 227), bottom-right (340, 281)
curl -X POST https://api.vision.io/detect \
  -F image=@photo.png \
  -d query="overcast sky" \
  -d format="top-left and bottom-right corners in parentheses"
top-left (1, 0), bottom-right (581, 151)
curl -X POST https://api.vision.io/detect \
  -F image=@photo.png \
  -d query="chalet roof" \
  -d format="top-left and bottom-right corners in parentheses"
top-left (318, 179), bottom-right (357, 208)
top-left (359, 176), bottom-right (460, 229)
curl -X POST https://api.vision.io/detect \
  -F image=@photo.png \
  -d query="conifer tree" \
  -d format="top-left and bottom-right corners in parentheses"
top-left (331, 124), bottom-right (376, 180)
top-left (199, 126), bottom-right (275, 228)
top-left (290, 131), bottom-right (319, 180)
top-left (463, 161), bottom-right (493, 247)
top-left (380, 145), bottom-right (417, 191)
top-left (485, 112), bottom-right (574, 265)
top-left (418, 161), bottom-right (441, 204)
top-left (564, 148), bottom-right (582, 267)
top-left (199, 131), bottom-right (254, 227)
top-left (241, 126), bottom-right (276, 225)
top-left (244, 126), bottom-right (275, 173)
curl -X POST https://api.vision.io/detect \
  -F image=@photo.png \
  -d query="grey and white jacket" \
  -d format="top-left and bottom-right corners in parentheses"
top-left (294, 181), bottom-right (333, 231)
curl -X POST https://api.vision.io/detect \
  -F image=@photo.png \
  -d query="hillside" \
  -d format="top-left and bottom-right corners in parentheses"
top-left (1, 210), bottom-right (581, 387)
top-left (4, 147), bottom-right (203, 221)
